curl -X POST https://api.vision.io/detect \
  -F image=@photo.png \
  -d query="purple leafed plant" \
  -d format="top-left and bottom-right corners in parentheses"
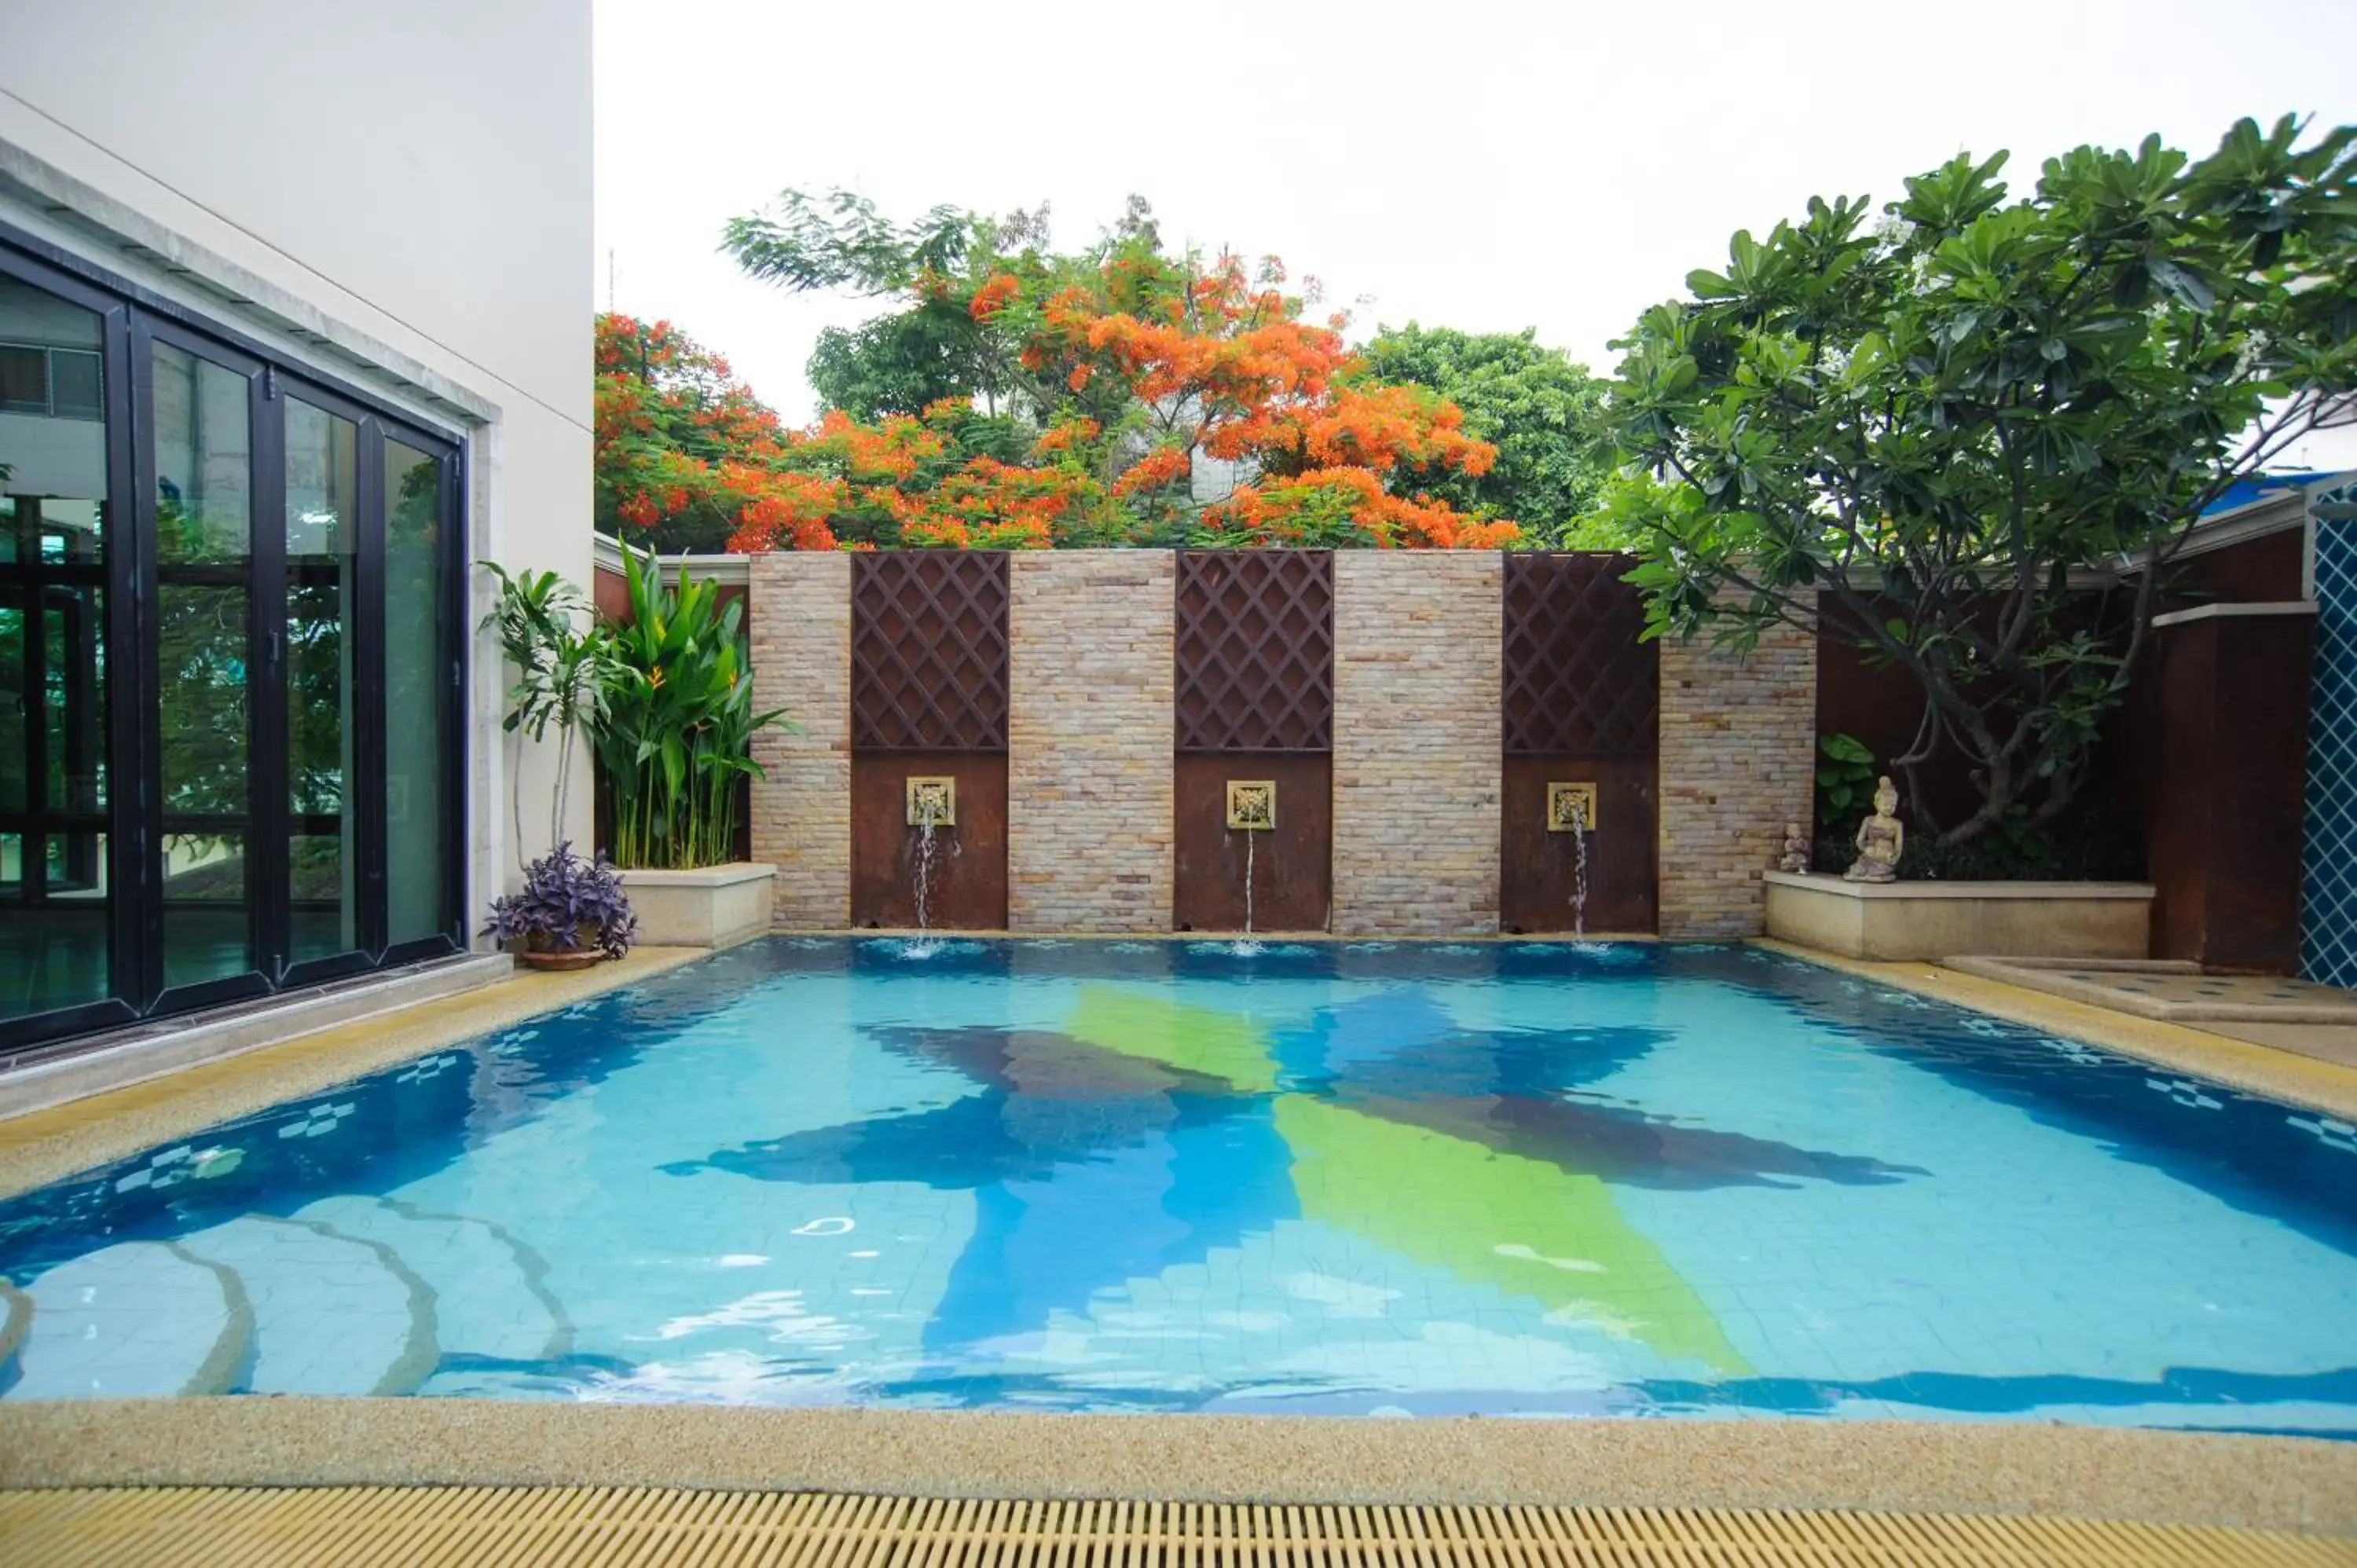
top-left (480, 841), bottom-right (637, 958)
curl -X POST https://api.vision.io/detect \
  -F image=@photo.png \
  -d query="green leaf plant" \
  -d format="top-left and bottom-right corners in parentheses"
top-left (594, 545), bottom-right (793, 870)
top-left (1607, 115), bottom-right (2357, 846)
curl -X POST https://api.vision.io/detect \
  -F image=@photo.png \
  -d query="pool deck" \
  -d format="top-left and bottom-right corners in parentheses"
top-left (2, 932), bottom-right (2356, 1544)
top-left (1754, 940), bottom-right (2357, 1122)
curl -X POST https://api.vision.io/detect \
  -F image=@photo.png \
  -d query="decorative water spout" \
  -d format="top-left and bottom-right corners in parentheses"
top-left (905, 776), bottom-right (956, 953)
top-left (1225, 780), bottom-right (1276, 954)
top-left (1546, 782), bottom-right (1600, 943)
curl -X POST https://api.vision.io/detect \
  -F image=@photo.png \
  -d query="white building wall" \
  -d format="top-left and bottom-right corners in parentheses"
top-left (0, 0), bottom-right (596, 921)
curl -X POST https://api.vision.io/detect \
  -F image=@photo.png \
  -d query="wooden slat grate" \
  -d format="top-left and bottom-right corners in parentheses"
top-left (1175, 550), bottom-right (1335, 754)
top-left (1501, 553), bottom-right (1657, 757)
top-left (1, 1488), bottom-right (2351, 1567)
top-left (852, 551), bottom-right (1011, 752)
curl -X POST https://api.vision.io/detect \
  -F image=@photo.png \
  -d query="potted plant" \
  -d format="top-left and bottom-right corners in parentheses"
top-left (481, 841), bottom-right (636, 969)
top-left (481, 563), bottom-right (635, 965)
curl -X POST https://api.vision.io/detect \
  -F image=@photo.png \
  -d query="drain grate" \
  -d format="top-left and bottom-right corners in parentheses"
top-left (1, 1489), bottom-right (2349, 1567)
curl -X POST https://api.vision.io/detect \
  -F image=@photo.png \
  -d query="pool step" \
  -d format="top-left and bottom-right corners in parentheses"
top-left (174, 1215), bottom-right (436, 1395)
top-left (7, 1241), bottom-right (249, 1398)
top-left (291, 1196), bottom-right (571, 1362)
top-left (4, 1196), bottom-right (572, 1400)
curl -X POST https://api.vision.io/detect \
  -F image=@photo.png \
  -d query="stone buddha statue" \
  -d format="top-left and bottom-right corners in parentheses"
top-left (1842, 775), bottom-right (1904, 883)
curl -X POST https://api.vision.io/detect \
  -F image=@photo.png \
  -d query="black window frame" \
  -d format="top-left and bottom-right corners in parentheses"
top-left (0, 220), bottom-right (470, 1057)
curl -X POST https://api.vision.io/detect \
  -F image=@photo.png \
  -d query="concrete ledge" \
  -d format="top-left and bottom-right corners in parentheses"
top-left (0, 954), bottom-right (513, 1124)
top-left (1947, 955), bottom-right (2357, 1024)
top-left (2, 1401), bottom-right (2353, 1533)
top-left (1764, 872), bottom-right (2151, 962)
top-left (617, 863), bottom-right (776, 947)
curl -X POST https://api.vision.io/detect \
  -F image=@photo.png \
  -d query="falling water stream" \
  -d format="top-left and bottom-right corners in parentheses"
top-left (1231, 830), bottom-right (1264, 956)
top-left (1569, 814), bottom-right (1589, 943)
top-left (907, 818), bottom-right (940, 958)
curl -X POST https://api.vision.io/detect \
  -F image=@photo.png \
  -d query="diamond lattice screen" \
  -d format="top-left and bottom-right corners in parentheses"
top-left (850, 551), bottom-right (1010, 752)
top-left (1175, 551), bottom-right (1334, 753)
top-left (1501, 554), bottom-right (1658, 756)
top-left (2303, 505), bottom-right (2357, 985)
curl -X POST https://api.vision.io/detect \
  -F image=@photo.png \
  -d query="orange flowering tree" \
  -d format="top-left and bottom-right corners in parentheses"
top-left (594, 313), bottom-right (845, 553)
top-left (714, 192), bottom-right (1520, 550)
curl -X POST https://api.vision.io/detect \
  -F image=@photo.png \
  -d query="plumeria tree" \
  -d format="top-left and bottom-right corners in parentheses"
top-left (1608, 115), bottom-right (2357, 845)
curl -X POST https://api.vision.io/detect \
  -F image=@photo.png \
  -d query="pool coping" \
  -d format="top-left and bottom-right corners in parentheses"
top-left (1751, 939), bottom-right (2357, 1122)
top-left (0, 946), bottom-right (715, 1203)
top-left (1, 1401), bottom-right (2353, 1534)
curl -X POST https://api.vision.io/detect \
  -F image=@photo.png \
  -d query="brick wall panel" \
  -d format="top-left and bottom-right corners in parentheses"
top-left (1656, 621), bottom-right (1817, 938)
top-left (1008, 551), bottom-right (1175, 932)
top-left (1332, 551), bottom-right (1502, 935)
top-left (747, 552), bottom-right (852, 928)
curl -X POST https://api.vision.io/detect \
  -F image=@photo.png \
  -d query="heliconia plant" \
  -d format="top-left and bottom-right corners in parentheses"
top-left (593, 545), bottom-right (791, 870)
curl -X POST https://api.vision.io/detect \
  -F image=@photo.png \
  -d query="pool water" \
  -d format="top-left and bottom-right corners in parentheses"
top-left (2, 939), bottom-right (2354, 1431)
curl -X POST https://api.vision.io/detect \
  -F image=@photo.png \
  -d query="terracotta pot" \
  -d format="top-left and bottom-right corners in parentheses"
top-left (517, 925), bottom-right (608, 971)
top-left (518, 947), bottom-right (603, 972)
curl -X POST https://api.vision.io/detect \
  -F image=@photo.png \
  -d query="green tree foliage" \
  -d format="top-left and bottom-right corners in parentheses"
top-left (1608, 115), bottom-right (2357, 844)
top-left (1358, 324), bottom-right (1615, 544)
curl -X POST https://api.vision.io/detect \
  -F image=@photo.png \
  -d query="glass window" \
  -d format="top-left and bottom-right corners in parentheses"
top-left (384, 438), bottom-right (445, 946)
top-left (284, 397), bottom-right (359, 965)
top-left (154, 339), bottom-right (255, 991)
top-left (0, 275), bottom-right (112, 1023)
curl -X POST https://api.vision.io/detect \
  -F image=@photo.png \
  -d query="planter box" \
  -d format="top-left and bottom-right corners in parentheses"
top-left (1763, 871), bottom-right (2153, 962)
top-left (614, 863), bottom-right (776, 948)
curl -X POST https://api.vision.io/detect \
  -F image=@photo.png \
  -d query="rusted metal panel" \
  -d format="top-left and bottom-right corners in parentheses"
top-left (1498, 755), bottom-right (1658, 934)
top-left (1172, 551), bottom-right (1336, 931)
top-left (1172, 753), bottom-right (1331, 932)
top-left (2130, 612), bottom-right (2313, 972)
top-left (1501, 554), bottom-right (1655, 757)
top-left (1499, 555), bottom-right (1659, 932)
top-left (1175, 551), bottom-right (1334, 753)
top-left (851, 551), bottom-right (1010, 752)
top-left (849, 752), bottom-right (1008, 930)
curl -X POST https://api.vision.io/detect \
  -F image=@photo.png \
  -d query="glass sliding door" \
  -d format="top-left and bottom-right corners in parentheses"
top-left (0, 266), bottom-right (126, 1032)
top-left (0, 232), bottom-right (464, 1055)
top-left (146, 330), bottom-right (264, 1000)
top-left (383, 436), bottom-right (449, 952)
top-left (281, 396), bottom-right (364, 972)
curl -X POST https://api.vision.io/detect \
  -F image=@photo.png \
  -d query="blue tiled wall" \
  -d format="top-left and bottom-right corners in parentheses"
top-left (2304, 507), bottom-right (2357, 986)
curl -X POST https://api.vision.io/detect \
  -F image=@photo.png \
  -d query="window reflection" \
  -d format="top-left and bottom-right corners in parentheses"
top-left (0, 277), bottom-right (112, 1020)
top-left (284, 397), bottom-right (359, 964)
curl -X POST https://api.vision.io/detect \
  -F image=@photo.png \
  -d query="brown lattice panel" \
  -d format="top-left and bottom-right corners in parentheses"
top-left (1502, 553), bottom-right (1657, 757)
top-left (852, 551), bottom-right (1010, 752)
top-left (1175, 551), bottom-right (1334, 753)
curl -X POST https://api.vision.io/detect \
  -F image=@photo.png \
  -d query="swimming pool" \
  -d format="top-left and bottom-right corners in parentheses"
top-left (2, 938), bottom-right (2352, 1432)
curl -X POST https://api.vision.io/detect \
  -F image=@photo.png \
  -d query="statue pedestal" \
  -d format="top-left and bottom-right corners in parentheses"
top-left (1763, 872), bottom-right (2153, 962)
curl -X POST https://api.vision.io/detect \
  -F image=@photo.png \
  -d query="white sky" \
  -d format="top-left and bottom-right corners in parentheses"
top-left (593, 0), bottom-right (2357, 466)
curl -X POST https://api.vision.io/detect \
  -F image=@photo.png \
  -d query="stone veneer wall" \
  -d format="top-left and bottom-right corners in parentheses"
top-left (747, 551), bottom-right (852, 927)
top-left (1331, 551), bottom-right (1502, 934)
top-left (1007, 551), bottom-right (1175, 931)
top-left (1656, 621), bottom-right (1817, 937)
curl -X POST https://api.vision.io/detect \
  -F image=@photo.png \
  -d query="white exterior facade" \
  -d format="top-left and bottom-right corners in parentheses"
top-left (0, 0), bottom-right (596, 923)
